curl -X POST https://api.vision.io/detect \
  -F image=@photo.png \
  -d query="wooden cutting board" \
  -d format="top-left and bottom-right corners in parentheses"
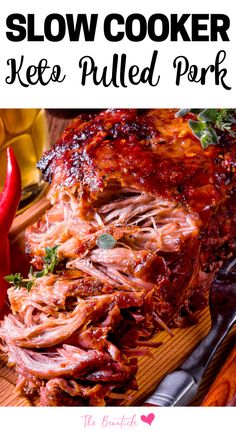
top-left (0, 198), bottom-right (235, 407)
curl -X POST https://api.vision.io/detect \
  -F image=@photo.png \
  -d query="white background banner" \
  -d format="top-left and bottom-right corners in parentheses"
top-left (0, 407), bottom-right (235, 433)
top-left (0, 0), bottom-right (235, 107)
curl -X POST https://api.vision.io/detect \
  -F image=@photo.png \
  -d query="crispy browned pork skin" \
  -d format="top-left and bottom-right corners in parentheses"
top-left (1, 109), bottom-right (236, 406)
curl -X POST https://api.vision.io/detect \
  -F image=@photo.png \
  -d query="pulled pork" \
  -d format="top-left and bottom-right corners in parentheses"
top-left (1, 108), bottom-right (236, 406)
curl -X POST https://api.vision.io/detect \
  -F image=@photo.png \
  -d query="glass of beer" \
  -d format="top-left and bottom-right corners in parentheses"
top-left (0, 109), bottom-right (49, 209)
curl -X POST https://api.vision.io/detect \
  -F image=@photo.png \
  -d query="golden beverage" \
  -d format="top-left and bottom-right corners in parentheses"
top-left (0, 109), bottom-right (48, 207)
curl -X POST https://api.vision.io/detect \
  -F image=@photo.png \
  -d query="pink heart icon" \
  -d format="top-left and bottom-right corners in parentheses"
top-left (140, 413), bottom-right (155, 426)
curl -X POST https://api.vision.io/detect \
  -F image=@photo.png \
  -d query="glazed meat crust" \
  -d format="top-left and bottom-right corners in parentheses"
top-left (39, 109), bottom-right (235, 222)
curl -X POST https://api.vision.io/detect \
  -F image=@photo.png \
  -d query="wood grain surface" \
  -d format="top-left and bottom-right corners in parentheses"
top-left (202, 344), bottom-right (236, 406)
top-left (0, 112), bottom-right (235, 407)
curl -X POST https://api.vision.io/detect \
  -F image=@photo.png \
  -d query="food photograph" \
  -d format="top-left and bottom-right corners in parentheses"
top-left (0, 108), bottom-right (235, 407)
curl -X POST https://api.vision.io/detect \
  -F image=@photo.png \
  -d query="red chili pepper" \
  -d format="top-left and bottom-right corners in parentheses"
top-left (0, 147), bottom-right (21, 312)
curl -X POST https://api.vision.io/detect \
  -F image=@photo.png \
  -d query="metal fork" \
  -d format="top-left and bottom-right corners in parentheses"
top-left (144, 256), bottom-right (236, 406)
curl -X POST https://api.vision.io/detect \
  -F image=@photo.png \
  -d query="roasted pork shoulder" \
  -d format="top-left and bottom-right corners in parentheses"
top-left (1, 109), bottom-right (236, 406)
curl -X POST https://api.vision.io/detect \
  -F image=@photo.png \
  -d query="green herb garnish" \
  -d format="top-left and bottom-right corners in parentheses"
top-left (175, 109), bottom-right (236, 149)
top-left (5, 245), bottom-right (59, 292)
top-left (188, 119), bottom-right (219, 149)
top-left (44, 246), bottom-right (59, 273)
top-left (214, 109), bottom-right (236, 133)
top-left (5, 273), bottom-right (35, 293)
top-left (96, 233), bottom-right (117, 250)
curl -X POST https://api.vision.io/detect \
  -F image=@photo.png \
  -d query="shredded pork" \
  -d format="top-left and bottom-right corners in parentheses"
top-left (1, 108), bottom-right (236, 406)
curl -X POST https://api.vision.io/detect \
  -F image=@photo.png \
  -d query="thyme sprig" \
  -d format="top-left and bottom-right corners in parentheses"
top-left (5, 245), bottom-right (59, 292)
top-left (176, 109), bottom-right (236, 149)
